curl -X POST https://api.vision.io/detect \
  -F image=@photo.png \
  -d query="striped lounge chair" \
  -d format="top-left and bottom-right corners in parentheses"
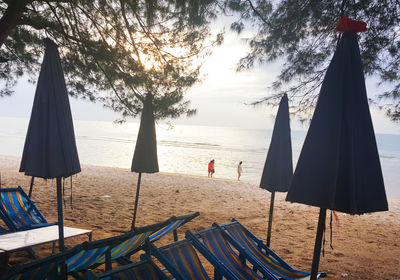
top-left (66, 220), bottom-right (172, 279)
top-left (217, 220), bottom-right (327, 280)
top-left (149, 212), bottom-right (199, 243)
top-left (93, 218), bottom-right (175, 270)
top-left (0, 187), bottom-right (56, 232)
top-left (147, 238), bottom-right (240, 280)
top-left (2, 220), bottom-right (172, 280)
top-left (118, 212), bottom-right (200, 264)
top-left (186, 227), bottom-right (277, 280)
top-left (84, 258), bottom-right (171, 280)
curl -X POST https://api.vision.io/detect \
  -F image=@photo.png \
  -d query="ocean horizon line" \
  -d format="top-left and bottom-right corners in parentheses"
top-left (0, 117), bottom-right (399, 199)
top-left (2, 115), bottom-right (400, 137)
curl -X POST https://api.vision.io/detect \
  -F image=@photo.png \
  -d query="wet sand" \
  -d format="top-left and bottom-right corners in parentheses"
top-left (1, 155), bottom-right (399, 279)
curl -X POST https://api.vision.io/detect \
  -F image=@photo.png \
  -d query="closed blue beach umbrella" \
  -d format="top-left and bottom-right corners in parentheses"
top-left (260, 94), bottom-right (293, 247)
top-left (131, 93), bottom-right (159, 229)
top-left (286, 17), bottom-right (388, 280)
top-left (20, 38), bottom-right (81, 251)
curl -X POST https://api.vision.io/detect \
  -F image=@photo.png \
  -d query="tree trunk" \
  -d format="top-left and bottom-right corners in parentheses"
top-left (0, 0), bottom-right (33, 48)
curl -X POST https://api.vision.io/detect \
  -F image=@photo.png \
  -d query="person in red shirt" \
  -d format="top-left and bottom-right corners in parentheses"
top-left (208, 160), bottom-right (215, 178)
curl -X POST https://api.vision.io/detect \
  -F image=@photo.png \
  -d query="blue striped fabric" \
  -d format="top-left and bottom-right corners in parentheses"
top-left (149, 219), bottom-right (184, 242)
top-left (225, 224), bottom-right (310, 280)
top-left (66, 246), bottom-right (109, 272)
top-left (161, 240), bottom-right (210, 280)
top-left (201, 229), bottom-right (263, 280)
top-left (0, 191), bottom-right (45, 229)
top-left (95, 232), bottom-right (150, 263)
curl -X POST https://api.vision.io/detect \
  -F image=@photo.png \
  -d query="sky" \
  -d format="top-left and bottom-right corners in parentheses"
top-left (0, 22), bottom-right (399, 135)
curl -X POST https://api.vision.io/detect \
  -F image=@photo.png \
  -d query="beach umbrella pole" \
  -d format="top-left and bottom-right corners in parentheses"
top-left (266, 191), bottom-right (275, 247)
top-left (56, 177), bottom-right (65, 251)
top-left (131, 172), bottom-right (142, 230)
top-left (310, 208), bottom-right (326, 280)
top-left (28, 176), bottom-right (34, 198)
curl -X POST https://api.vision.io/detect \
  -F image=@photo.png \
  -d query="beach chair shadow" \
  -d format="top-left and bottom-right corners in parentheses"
top-left (0, 225), bottom-right (7, 234)
top-left (217, 219), bottom-right (327, 280)
top-left (84, 257), bottom-right (171, 280)
top-left (186, 227), bottom-right (272, 279)
top-left (1, 245), bottom-right (79, 280)
top-left (0, 187), bottom-right (56, 233)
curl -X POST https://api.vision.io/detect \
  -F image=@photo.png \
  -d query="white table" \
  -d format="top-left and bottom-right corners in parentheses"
top-left (0, 225), bottom-right (92, 273)
top-left (0, 225), bottom-right (92, 253)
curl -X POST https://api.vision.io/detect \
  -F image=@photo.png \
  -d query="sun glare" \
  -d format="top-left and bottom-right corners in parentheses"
top-left (123, 31), bottom-right (201, 71)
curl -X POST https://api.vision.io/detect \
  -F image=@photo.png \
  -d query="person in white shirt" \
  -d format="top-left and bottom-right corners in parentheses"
top-left (237, 161), bottom-right (243, 181)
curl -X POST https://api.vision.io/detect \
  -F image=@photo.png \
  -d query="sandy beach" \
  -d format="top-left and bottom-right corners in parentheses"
top-left (1, 155), bottom-right (399, 279)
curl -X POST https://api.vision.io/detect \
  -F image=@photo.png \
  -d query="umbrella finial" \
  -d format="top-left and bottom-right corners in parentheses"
top-left (335, 16), bottom-right (367, 33)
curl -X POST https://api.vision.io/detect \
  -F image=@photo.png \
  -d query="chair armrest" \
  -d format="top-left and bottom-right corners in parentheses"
top-left (21, 223), bottom-right (57, 231)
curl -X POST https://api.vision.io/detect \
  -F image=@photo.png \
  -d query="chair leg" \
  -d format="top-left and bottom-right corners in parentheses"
top-left (239, 253), bottom-right (246, 264)
top-left (0, 252), bottom-right (9, 276)
top-left (116, 256), bottom-right (132, 265)
top-left (105, 249), bottom-right (112, 271)
top-left (214, 268), bottom-right (223, 280)
top-left (59, 262), bottom-right (68, 280)
top-left (70, 271), bottom-right (85, 280)
top-left (27, 248), bottom-right (36, 259)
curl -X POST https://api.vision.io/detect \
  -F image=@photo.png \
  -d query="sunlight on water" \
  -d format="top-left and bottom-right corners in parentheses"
top-left (157, 124), bottom-right (271, 180)
top-left (0, 117), bottom-right (399, 198)
top-left (73, 121), bottom-right (138, 169)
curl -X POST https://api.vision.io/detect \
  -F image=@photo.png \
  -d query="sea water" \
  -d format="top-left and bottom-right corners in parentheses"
top-left (0, 117), bottom-right (399, 199)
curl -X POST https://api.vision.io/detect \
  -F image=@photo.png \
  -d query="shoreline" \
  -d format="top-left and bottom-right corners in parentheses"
top-left (1, 155), bottom-right (399, 279)
top-left (2, 154), bottom-right (399, 202)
